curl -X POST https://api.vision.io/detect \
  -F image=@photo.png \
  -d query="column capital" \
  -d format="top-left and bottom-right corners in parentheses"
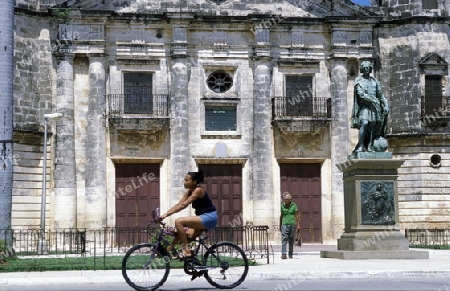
top-left (88, 53), bottom-right (108, 60)
top-left (251, 58), bottom-right (272, 74)
top-left (54, 51), bottom-right (74, 63)
top-left (328, 56), bottom-right (348, 63)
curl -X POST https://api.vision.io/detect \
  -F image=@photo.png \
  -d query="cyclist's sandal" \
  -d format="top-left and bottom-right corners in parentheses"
top-left (166, 245), bottom-right (178, 259)
top-left (177, 250), bottom-right (194, 260)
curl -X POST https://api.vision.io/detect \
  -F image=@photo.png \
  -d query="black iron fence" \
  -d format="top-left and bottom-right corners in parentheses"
top-left (0, 225), bottom-right (270, 271)
top-left (272, 96), bottom-right (331, 119)
top-left (406, 229), bottom-right (450, 248)
top-left (108, 94), bottom-right (169, 116)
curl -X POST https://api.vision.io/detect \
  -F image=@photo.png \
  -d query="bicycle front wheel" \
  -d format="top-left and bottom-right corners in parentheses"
top-left (202, 241), bottom-right (249, 289)
top-left (122, 243), bottom-right (170, 291)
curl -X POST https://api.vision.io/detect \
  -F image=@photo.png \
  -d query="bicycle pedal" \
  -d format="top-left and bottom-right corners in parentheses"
top-left (190, 272), bottom-right (204, 281)
top-left (190, 274), bottom-right (199, 281)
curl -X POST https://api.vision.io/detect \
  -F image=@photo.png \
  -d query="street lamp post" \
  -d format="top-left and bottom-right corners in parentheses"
top-left (38, 113), bottom-right (62, 254)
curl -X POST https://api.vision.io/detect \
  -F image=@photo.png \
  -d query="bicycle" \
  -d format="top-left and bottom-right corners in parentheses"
top-left (122, 208), bottom-right (249, 291)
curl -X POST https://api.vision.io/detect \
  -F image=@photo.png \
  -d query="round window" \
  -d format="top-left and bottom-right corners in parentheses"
top-left (207, 71), bottom-right (233, 93)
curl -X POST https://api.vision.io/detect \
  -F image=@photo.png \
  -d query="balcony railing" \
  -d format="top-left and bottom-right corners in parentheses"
top-left (421, 95), bottom-right (450, 125)
top-left (272, 96), bottom-right (331, 119)
top-left (108, 94), bottom-right (169, 117)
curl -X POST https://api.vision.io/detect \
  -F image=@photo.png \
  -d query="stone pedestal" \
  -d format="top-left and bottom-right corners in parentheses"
top-left (321, 154), bottom-right (429, 259)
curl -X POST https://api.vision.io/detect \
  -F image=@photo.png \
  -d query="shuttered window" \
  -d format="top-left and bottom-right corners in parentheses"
top-left (123, 73), bottom-right (153, 114)
top-left (285, 75), bottom-right (313, 117)
top-left (205, 105), bottom-right (237, 131)
top-left (424, 75), bottom-right (442, 115)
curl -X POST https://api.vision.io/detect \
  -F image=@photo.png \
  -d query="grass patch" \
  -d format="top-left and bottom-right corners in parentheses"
top-left (0, 254), bottom-right (256, 273)
top-left (0, 255), bottom-right (123, 272)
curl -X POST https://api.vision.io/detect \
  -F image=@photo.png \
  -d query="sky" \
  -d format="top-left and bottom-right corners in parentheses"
top-left (351, 0), bottom-right (371, 6)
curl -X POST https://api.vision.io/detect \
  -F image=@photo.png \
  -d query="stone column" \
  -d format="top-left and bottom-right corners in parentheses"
top-left (169, 23), bottom-right (191, 209)
top-left (85, 54), bottom-right (107, 229)
top-left (329, 58), bottom-right (349, 239)
top-left (251, 58), bottom-right (274, 226)
top-left (53, 53), bottom-right (77, 229)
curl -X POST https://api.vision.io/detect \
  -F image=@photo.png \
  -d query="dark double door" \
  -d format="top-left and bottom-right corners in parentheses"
top-left (279, 163), bottom-right (322, 243)
top-left (115, 163), bottom-right (243, 245)
top-left (115, 163), bottom-right (160, 245)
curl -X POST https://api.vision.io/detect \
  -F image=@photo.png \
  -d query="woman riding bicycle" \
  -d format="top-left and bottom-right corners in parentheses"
top-left (159, 169), bottom-right (218, 258)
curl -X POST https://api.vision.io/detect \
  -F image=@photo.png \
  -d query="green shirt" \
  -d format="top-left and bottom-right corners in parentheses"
top-left (281, 202), bottom-right (298, 225)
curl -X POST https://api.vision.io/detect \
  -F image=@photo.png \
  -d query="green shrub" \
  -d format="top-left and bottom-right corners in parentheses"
top-left (0, 240), bottom-right (13, 264)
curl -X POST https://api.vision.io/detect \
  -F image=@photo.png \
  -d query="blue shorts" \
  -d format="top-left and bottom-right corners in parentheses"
top-left (199, 211), bottom-right (218, 230)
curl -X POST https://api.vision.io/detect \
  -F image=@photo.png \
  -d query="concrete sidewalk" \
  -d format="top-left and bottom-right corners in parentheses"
top-left (1, 245), bottom-right (450, 286)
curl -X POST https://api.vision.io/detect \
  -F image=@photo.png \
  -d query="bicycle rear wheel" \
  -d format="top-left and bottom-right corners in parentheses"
top-left (122, 243), bottom-right (170, 291)
top-left (202, 241), bottom-right (249, 289)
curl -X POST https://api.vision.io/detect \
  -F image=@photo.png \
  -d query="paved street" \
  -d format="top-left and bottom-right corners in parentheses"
top-left (2, 277), bottom-right (450, 291)
top-left (1, 245), bottom-right (450, 291)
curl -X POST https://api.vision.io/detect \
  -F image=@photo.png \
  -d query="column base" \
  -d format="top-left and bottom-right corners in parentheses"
top-left (320, 231), bottom-right (429, 260)
top-left (337, 231), bottom-right (409, 251)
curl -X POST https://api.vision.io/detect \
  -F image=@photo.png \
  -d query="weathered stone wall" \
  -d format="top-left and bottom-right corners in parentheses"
top-left (11, 133), bottom-right (50, 229)
top-left (378, 21), bottom-right (450, 134)
top-left (379, 0), bottom-right (449, 17)
top-left (14, 14), bottom-right (53, 132)
top-left (390, 137), bottom-right (450, 229)
top-left (12, 14), bottom-right (54, 228)
top-left (16, 0), bottom-right (66, 11)
top-left (378, 18), bottom-right (450, 228)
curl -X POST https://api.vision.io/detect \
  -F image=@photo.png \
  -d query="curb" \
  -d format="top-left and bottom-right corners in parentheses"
top-left (2, 269), bottom-right (450, 286)
top-left (249, 270), bottom-right (450, 280)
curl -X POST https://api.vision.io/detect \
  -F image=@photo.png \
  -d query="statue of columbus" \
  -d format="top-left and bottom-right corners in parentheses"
top-left (351, 61), bottom-right (389, 153)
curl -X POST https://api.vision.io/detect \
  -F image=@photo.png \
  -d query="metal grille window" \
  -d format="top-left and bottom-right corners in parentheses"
top-left (123, 73), bottom-right (153, 114)
top-left (424, 75), bottom-right (443, 115)
top-left (207, 71), bottom-right (233, 93)
top-left (205, 105), bottom-right (237, 131)
top-left (422, 0), bottom-right (438, 9)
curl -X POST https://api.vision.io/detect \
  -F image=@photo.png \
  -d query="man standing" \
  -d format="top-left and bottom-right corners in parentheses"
top-left (351, 61), bottom-right (389, 152)
top-left (279, 192), bottom-right (301, 259)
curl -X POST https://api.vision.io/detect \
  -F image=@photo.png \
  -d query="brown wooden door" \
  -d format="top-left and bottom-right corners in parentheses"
top-left (280, 163), bottom-right (322, 243)
top-left (115, 163), bottom-right (160, 245)
top-left (199, 164), bottom-right (242, 227)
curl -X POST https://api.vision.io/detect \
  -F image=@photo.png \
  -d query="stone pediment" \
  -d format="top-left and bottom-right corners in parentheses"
top-left (419, 52), bottom-right (448, 66)
top-left (54, 0), bottom-right (377, 18)
top-left (419, 52), bottom-right (448, 74)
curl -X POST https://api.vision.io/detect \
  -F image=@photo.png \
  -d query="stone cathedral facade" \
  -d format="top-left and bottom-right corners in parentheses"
top-left (11, 0), bottom-right (450, 243)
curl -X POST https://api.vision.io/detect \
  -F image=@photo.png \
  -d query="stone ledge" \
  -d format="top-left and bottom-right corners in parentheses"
top-left (320, 250), bottom-right (429, 260)
top-left (348, 151), bottom-right (393, 159)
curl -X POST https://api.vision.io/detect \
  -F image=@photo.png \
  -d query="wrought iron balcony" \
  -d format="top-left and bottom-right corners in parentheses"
top-left (107, 94), bottom-right (169, 131)
top-left (108, 94), bottom-right (169, 116)
top-left (271, 96), bottom-right (331, 133)
top-left (272, 96), bottom-right (331, 119)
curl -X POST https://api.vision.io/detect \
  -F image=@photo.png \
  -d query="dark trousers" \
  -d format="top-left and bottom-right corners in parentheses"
top-left (281, 224), bottom-right (295, 256)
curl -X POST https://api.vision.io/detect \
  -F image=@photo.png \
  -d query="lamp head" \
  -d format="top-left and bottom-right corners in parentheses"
top-left (44, 113), bottom-right (63, 119)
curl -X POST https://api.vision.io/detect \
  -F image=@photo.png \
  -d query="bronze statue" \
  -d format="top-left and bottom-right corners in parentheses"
top-left (351, 61), bottom-right (389, 153)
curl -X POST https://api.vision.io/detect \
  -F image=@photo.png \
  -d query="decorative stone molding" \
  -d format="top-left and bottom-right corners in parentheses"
top-left (419, 52), bottom-right (448, 75)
